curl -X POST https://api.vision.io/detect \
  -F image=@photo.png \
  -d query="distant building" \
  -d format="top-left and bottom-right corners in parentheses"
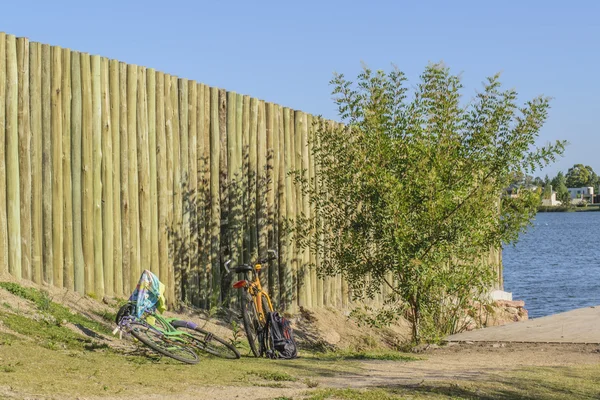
top-left (541, 191), bottom-right (561, 206)
top-left (567, 187), bottom-right (594, 204)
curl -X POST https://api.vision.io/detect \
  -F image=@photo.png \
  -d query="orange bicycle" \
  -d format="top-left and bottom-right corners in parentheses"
top-left (225, 249), bottom-right (277, 357)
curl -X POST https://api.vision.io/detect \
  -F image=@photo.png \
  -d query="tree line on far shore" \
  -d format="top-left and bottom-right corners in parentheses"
top-left (512, 164), bottom-right (598, 204)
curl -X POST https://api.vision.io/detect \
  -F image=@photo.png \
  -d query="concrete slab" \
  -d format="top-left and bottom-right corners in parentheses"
top-left (446, 305), bottom-right (600, 344)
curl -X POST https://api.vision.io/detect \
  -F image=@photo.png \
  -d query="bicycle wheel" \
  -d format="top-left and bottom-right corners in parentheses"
top-left (171, 320), bottom-right (241, 359)
top-left (241, 291), bottom-right (261, 357)
top-left (128, 321), bottom-right (199, 364)
top-left (261, 295), bottom-right (275, 358)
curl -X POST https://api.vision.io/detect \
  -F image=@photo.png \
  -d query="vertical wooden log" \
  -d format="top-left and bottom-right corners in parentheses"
top-left (51, 47), bottom-right (64, 288)
top-left (91, 55), bottom-right (103, 296)
top-left (323, 120), bottom-right (333, 307)
top-left (101, 57), bottom-right (113, 296)
top-left (235, 95), bottom-right (243, 259)
top-left (307, 115), bottom-right (321, 307)
top-left (156, 71), bottom-right (168, 292)
top-left (172, 77), bottom-right (183, 304)
top-left (302, 112), bottom-right (313, 307)
top-left (177, 78), bottom-right (189, 303)
top-left (277, 106), bottom-right (288, 310)
top-left (170, 75), bottom-right (181, 304)
top-left (233, 92), bottom-right (244, 308)
top-left (341, 275), bottom-right (349, 308)
top-left (17, 37), bottom-right (31, 281)
top-left (29, 41), bottom-right (43, 284)
top-left (6, 35), bottom-right (22, 279)
top-left (127, 65), bottom-right (140, 291)
top-left (164, 75), bottom-right (175, 305)
top-left (257, 100), bottom-right (267, 291)
top-left (226, 91), bottom-right (237, 298)
top-left (41, 43), bottom-right (53, 284)
top-left (110, 59), bottom-right (122, 297)
top-left (187, 81), bottom-right (198, 305)
top-left (227, 91), bottom-right (241, 306)
top-left (0, 33), bottom-right (7, 276)
top-left (71, 52), bottom-right (84, 293)
top-left (81, 53), bottom-right (95, 293)
top-left (137, 66), bottom-right (150, 290)
top-left (195, 84), bottom-right (205, 306)
top-left (322, 121), bottom-right (331, 307)
top-left (241, 95), bottom-right (250, 266)
top-left (272, 104), bottom-right (281, 306)
top-left (199, 84), bottom-right (211, 308)
top-left (62, 48), bottom-right (74, 290)
top-left (294, 111), bottom-right (306, 306)
top-left (209, 87), bottom-right (221, 306)
top-left (147, 69), bottom-right (159, 278)
top-left (248, 98), bottom-right (258, 264)
top-left (119, 62), bottom-right (130, 293)
top-left (283, 108), bottom-right (295, 311)
top-left (218, 89), bottom-right (227, 304)
top-left (265, 103), bottom-right (277, 302)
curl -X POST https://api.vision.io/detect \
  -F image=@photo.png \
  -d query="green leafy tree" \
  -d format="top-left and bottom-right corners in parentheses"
top-left (551, 171), bottom-right (570, 205)
top-left (565, 164), bottom-right (597, 188)
top-left (543, 174), bottom-right (550, 186)
top-left (542, 183), bottom-right (552, 200)
top-left (293, 64), bottom-right (565, 343)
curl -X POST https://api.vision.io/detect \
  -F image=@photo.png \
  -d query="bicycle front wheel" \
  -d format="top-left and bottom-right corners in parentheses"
top-left (171, 321), bottom-right (241, 359)
top-left (128, 321), bottom-right (199, 364)
top-left (241, 291), bottom-right (261, 357)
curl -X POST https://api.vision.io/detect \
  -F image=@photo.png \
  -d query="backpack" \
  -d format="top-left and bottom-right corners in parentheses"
top-left (265, 312), bottom-right (298, 359)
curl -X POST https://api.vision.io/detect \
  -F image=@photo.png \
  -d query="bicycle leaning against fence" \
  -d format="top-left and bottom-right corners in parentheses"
top-left (225, 250), bottom-right (278, 357)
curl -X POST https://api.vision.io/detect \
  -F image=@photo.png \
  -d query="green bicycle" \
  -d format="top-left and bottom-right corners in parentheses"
top-left (115, 303), bottom-right (240, 364)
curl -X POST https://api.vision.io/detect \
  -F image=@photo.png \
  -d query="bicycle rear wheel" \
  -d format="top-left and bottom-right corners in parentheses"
top-left (241, 291), bottom-right (261, 357)
top-left (128, 321), bottom-right (199, 364)
top-left (171, 321), bottom-right (240, 359)
top-left (261, 296), bottom-right (275, 357)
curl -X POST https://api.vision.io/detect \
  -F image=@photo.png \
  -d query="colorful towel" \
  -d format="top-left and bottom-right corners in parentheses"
top-left (129, 270), bottom-right (167, 318)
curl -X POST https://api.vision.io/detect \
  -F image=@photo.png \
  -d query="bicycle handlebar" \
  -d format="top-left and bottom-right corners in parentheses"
top-left (222, 250), bottom-right (278, 274)
top-left (224, 259), bottom-right (233, 274)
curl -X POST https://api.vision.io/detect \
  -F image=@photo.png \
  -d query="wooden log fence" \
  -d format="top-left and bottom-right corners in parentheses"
top-left (0, 32), bottom-right (503, 310)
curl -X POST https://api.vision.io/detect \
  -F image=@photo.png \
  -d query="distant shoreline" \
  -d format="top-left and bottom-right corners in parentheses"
top-left (537, 205), bottom-right (600, 212)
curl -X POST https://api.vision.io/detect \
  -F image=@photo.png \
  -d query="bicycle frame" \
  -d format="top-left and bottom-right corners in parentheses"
top-left (233, 263), bottom-right (274, 325)
top-left (117, 309), bottom-right (190, 345)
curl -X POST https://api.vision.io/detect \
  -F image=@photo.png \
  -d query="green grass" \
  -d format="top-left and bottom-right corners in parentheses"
top-left (248, 370), bottom-right (297, 382)
top-left (311, 349), bottom-right (419, 362)
top-left (0, 282), bottom-right (113, 336)
top-left (0, 311), bottom-right (98, 351)
top-left (0, 339), bottom-right (350, 398)
top-left (94, 309), bottom-right (117, 324)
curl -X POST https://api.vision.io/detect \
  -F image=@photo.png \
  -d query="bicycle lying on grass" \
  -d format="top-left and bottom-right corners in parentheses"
top-left (114, 271), bottom-right (240, 364)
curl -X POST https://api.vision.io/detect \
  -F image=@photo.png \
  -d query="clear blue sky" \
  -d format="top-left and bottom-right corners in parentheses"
top-left (2, 0), bottom-right (598, 178)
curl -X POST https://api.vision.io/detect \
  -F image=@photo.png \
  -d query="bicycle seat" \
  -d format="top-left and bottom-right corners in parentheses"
top-left (234, 264), bottom-right (253, 273)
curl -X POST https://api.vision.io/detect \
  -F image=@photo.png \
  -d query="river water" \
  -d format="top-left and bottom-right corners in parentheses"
top-left (502, 211), bottom-right (600, 318)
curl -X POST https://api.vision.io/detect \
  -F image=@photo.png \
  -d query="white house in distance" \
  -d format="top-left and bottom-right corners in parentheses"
top-left (567, 186), bottom-right (594, 204)
top-left (541, 191), bottom-right (561, 206)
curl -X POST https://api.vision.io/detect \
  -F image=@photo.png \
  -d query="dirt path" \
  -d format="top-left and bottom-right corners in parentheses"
top-left (315, 342), bottom-right (600, 390)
